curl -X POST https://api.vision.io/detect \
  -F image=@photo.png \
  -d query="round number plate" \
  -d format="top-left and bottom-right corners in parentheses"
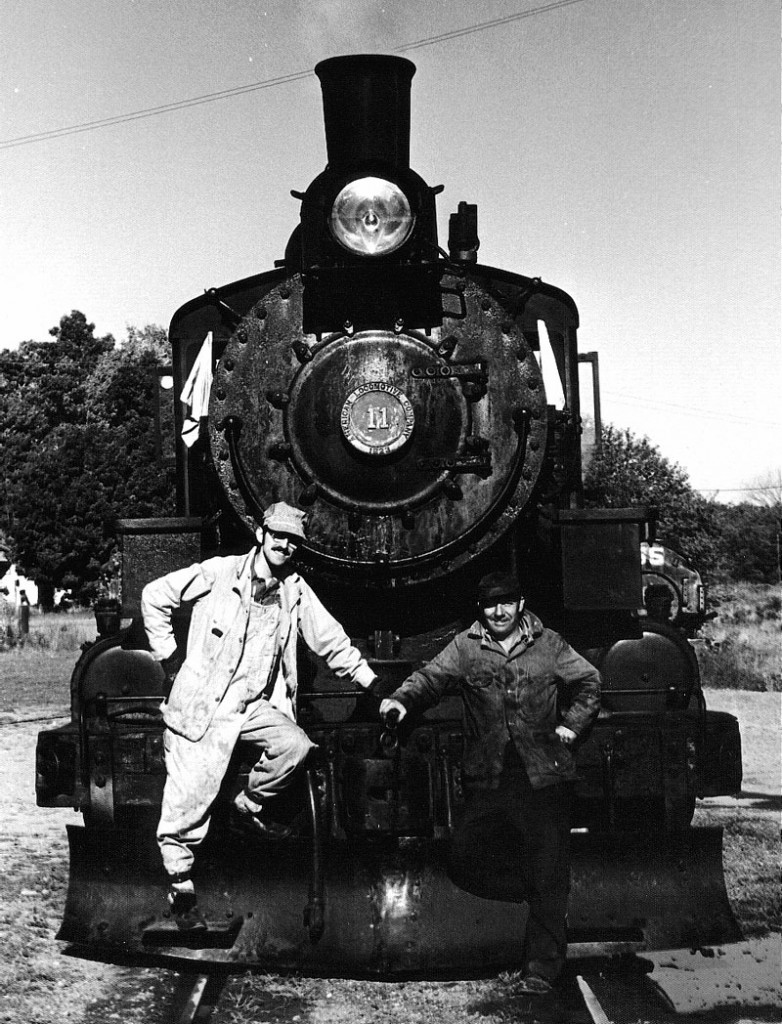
top-left (340, 382), bottom-right (415, 456)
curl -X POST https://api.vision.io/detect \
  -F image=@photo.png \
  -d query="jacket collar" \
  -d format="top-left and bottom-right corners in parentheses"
top-left (236, 547), bottom-right (257, 580)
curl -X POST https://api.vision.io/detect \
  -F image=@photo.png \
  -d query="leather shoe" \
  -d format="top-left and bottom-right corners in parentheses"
top-left (507, 974), bottom-right (553, 996)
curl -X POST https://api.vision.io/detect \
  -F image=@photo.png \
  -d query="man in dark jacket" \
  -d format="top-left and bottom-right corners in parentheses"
top-left (380, 571), bottom-right (601, 995)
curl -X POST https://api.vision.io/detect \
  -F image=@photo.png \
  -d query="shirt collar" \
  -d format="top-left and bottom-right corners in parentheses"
top-left (252, 575), bottom-right (280, 602)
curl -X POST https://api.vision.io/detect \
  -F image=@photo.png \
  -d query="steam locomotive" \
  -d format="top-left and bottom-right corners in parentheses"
top-left (36, 55), bottom-right (742, 973)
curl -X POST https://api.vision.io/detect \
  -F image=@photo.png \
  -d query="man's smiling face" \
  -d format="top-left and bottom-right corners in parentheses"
top-left (480, 596), bottom-right (524, 641)
top-left (261, 527), bottom-right (300, 571)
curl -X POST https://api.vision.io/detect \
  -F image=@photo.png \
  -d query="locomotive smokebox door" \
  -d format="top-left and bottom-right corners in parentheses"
top-left (209, 275), bottom-right (548, 586)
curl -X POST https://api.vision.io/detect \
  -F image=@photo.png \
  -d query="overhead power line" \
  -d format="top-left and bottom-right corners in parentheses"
top-left (398, 0), bottom-right (588, 52)
top-left (695, 486), bottom-right (781, 493)
top-left (603, 389), bottom-right (782, 429)
top-left (0, 70), bottom-right (313, 150)
top-left (0, 0), bottom-right (590, 150)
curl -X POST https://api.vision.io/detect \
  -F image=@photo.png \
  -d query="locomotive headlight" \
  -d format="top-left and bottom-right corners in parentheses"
top-left (329, 177), bottom-right (414, 256)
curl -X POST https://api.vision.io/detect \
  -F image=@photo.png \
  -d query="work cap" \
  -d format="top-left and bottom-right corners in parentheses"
top-left (477, 571), bottom-right (522, 605)
top-left (262, 502), bottom-right (308, 541)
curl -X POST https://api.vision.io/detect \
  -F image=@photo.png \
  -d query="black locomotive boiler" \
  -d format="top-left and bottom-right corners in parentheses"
top-left (36, 55), bottom-right (742, 973)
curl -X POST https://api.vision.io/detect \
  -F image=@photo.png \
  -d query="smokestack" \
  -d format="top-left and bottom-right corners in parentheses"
top-left (314, 55), bottom-right (416, 171)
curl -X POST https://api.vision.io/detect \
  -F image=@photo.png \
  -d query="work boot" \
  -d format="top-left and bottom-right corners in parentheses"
top-left (168, 887), bottom-right (207, 931)
top-left (507, 973), bottom-right (553, 996)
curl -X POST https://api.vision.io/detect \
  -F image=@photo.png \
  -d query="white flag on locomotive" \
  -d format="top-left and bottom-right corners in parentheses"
top-left (180, 332), bottom-right (213, 447)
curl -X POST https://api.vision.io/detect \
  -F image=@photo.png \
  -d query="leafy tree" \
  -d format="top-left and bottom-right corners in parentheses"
top-left (708, 502), bottom-right (780, 584)
top-left (741, 468), bottom-right (782, 511)
top-left (0, 313), bottom-right (174, 606)
top-left (122, 324), bottom-right (170, 362)
top-left (0, 527), bottom-right (13, 572)
top-left (584, 424), bottom-right (717, 574)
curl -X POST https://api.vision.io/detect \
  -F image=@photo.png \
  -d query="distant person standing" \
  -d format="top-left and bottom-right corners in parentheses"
top-left (142, 501), bottom-right (377, 930)
top-left (381, 571), bottom-right (601, 994)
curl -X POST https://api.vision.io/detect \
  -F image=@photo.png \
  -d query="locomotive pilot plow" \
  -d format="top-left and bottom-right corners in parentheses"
top-left (57, 810), bottom-right (740, 972)
top-left (51, 694), bottom-right (741, 973)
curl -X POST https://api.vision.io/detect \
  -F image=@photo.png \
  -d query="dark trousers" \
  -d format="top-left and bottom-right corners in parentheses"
top-left (448, 759), bottom-right (573, 982)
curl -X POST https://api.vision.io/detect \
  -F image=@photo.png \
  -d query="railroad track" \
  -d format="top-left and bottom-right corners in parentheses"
top-left (170, 970), bottom-right (229, 1024)
top-left (163, 955), bottom-right (683, 1024)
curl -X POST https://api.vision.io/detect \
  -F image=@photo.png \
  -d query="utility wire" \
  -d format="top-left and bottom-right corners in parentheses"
top-left (699, 486), bottom-right (781, 493)
top-left (398, 0), bottom-right (588, 52)
top-left (602, 390), bottom-right (781, 428)
top-left (0, 0), bottom-right (590, 150)
top-left (0, 70), bottom-right (313, 149)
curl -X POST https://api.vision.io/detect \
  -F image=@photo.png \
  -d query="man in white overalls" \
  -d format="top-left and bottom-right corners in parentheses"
top-left (142, 502), bottom-right (377, 929)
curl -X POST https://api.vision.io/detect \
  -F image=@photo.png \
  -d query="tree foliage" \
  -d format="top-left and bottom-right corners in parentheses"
top-left (707, 502), bottom-right (780, 585)
top-left (583, 424), bottom-right (717, 573)
top-left (0, 312), bottom-right (174, 605)
top-left (739, 468), bottom-right (782, 510)
top-left (584, 426), bottom-right (780, 583)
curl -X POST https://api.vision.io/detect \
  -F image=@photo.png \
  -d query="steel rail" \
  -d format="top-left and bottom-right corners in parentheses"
top-left (577, 974), bottom-right (613, 1024)
top-left (173, 970), bottom-right (227, 1024)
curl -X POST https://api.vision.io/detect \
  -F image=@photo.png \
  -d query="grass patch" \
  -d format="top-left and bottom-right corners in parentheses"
top-left (695, 806), bottom-right (781, 936)
top-left (0, 648), bottom-right (76, 711)
top-left (699, 583), bottom-right (781, 692)
top-left (0, 608), bottom-right (96, 653)
top-left (0, 612), bottom-right (95, 710)
top-left (221, 972), bottom-right (319, 1023)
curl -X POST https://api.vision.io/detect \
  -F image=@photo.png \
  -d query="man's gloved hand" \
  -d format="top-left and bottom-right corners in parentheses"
top-left (161, 650), bottom-right (184, 684)
top-left (379, 698), bottom-right (407, 724)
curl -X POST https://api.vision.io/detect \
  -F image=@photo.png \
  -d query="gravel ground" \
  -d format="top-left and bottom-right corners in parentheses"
top-left (0, 690), bottom-right (778, 1023)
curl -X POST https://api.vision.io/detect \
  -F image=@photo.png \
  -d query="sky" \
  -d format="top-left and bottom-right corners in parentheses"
top-left (1, 0), bottom-right (779, 500)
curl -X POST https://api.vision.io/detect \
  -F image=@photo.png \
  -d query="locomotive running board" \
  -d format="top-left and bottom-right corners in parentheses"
top-left (56, 823), bottom-right (741, 972)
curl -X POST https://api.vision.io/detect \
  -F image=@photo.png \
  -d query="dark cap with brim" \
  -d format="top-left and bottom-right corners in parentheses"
top-left (477, 571), bottom-right (522, 604)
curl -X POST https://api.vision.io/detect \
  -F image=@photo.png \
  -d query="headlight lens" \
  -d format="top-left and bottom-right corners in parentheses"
top-left (330, 177), bottom-right (414, 256)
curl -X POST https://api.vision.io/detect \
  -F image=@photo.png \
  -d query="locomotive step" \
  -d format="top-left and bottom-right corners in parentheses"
top-left (142, 915), bottom-right (244, 949)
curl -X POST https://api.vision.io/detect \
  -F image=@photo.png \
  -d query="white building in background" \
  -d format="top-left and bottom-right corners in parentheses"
top-left (0, 565), bottom-right (39, 607)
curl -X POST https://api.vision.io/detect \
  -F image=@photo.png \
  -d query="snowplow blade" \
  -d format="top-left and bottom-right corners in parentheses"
top-left (567, 827), bottom-right (742, 950)
top-left (57, 824), bottom-right (740, 974)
